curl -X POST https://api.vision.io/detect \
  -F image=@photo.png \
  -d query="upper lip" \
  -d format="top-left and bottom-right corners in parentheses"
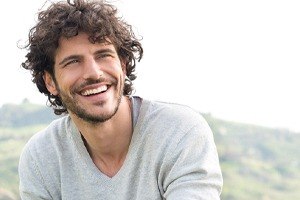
top-left (78, 83), bottom-right (111, 96)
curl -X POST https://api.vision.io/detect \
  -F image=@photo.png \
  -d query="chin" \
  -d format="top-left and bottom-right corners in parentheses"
top-left (75, 97), bottom-right (122, 124)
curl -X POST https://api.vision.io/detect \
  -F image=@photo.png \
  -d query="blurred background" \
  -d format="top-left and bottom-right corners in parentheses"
top-left (0, 0), bottom-right (299, 199)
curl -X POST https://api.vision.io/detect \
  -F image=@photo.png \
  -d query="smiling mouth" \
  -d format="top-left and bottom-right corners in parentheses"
top-left (80, 85), bottom-right (109, 96)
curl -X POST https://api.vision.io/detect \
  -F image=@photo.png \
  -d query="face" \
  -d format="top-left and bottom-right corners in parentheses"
top-left (44, 33), bottom-right (126, 123)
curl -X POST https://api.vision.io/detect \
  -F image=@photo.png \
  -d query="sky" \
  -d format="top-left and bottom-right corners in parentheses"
top-left (1, 0), bottom-right (299, 132)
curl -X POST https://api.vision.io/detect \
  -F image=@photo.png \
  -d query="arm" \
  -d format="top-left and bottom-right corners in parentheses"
top-left (19, 144), bottom-right (53, 200)
top-left (162, 121), bottom-right (223, 200)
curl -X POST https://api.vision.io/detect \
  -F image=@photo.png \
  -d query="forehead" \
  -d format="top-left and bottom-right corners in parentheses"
top-left (55, 33), bottom-right (116, 57)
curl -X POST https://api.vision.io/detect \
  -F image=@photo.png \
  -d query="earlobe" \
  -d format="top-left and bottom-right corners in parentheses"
top-left (43, 72), bottom-right (59, 95)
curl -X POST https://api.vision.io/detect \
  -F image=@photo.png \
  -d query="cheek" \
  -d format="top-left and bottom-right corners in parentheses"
top-left (56, 68), bottom-right (83, 85)
top-left (106, 62), bottom-right (126, 78)
top-left (55, 71), bottom-right (79, 91)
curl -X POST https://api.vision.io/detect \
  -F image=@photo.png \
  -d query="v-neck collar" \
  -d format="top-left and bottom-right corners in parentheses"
top-left (67, 97), bottom-right (150, 182)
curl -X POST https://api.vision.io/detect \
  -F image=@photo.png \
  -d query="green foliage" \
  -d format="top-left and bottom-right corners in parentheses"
top-left (0, 100), bottom-right (58, 199)
top-left (0, 104), bottom-right (299, 199)
top-left (0, 125), bottom-right (47, 200)
top-left (204, 113), bottom-right (300, 200)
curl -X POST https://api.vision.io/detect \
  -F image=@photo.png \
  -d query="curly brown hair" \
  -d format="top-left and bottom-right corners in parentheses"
top-left (21, 0), bottom-right (143, 115)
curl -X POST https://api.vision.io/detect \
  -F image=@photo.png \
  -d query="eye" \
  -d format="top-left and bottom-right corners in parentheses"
top-left (97, 53), bottom-right (113, 59)
top-left (64, 59), bottom-right (79, 67)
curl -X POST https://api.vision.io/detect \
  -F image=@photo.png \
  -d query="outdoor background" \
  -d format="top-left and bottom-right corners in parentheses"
top-left (0, 0), bottom-right (299, 199)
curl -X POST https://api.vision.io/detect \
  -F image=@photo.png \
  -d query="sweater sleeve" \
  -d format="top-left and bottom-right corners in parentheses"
top-left (162, 118), bottom-right (223, 200)
top-left (19, 142), bottom-right (52, 200)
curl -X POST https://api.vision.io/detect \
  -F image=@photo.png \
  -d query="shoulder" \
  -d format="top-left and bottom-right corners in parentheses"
top-left (141, 99), bottom-right (209, 133)
top-left (20, 116), bottom-right (72, 164)
top-left (19, 116), bottom-right (72, 199)
top-left (139, 101), bottom-right (223, 197)
top-left (26, 115), bottom-right (70, 147)
top-left (135, 99), bottom-right (214, 153)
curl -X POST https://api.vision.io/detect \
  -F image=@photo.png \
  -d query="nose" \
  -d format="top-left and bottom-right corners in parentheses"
top-left (82, 58), bottom-right (104, 80)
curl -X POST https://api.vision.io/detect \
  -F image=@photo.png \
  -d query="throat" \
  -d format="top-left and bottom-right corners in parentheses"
top-left (78, 96), bottom-right (134, 177)
top-left (92, 153), bottom-right (127, 178)
top-left (81, 134), bottom-right (129, 178)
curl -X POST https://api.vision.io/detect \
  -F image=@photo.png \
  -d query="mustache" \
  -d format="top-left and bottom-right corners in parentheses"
top-left (74, 77), bottom-right (117, 92)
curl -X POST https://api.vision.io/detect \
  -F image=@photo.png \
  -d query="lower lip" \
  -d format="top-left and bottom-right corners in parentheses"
top-left (80, 87), bottom-right (111, 103)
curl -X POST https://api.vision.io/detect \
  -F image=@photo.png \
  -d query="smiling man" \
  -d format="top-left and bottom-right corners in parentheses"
top-left (19, 0), bottom-right (223, 199)
top-left (45, 34), bottom-right (127, 125)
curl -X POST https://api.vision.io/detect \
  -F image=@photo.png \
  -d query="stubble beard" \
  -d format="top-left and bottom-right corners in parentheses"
top-left (56, 80), bottom-right (124, 124)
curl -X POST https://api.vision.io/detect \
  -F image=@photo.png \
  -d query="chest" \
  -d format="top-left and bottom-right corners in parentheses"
top-left (56, 156), bottom-right (164, 200)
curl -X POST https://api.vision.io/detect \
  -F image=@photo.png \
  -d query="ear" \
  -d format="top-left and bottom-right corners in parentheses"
top-left (121, 59), bottom-right (127, 75)
top-left (43, 71), bottom-right (59, 95)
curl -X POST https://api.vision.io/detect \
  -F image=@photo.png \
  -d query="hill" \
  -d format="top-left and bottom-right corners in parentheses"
top-left (0, 101), bottom-right (299, 199)
top-left (0, 99), bottom-right (58, 127)
top-left (205, 114), bottom-right (300, 199)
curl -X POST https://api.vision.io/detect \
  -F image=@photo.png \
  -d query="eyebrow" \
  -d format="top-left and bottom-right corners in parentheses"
top-left (94, 48), bottom-right (116, 56)
top-left (58, 55), bottom-right (81, 66)
top-left (58, 48), bottom-right (116, 66)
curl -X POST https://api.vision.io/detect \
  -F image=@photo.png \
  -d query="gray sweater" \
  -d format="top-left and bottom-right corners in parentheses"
top-left (19, 98), bottom-right (223, 199)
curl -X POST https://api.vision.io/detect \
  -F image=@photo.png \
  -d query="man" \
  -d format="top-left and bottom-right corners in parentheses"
top-left (19, 0), bottom-right (223, 199)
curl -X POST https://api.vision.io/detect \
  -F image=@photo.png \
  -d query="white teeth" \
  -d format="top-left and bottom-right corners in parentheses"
top-left (81, 85), bottom-right (108, 96)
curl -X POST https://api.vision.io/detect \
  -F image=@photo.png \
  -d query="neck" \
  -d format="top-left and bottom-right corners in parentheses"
top-left (70, 96), bottom-right (133, 177)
